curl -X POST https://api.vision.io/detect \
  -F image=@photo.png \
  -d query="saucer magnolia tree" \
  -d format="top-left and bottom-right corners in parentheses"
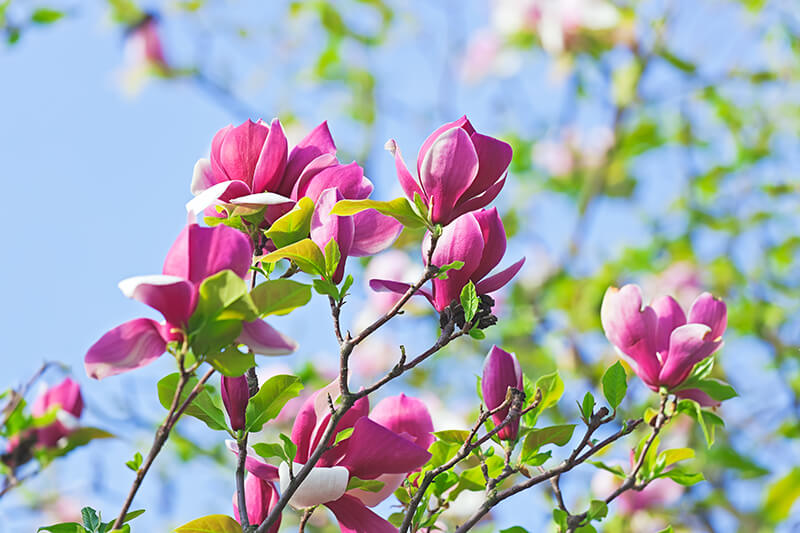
top-left (8, 117), bottom-right (736, 533)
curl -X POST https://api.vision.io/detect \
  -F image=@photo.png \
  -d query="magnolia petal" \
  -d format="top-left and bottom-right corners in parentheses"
top-left (659, 323), bottom-right (715, 388)
top-left (459, 131), bottom-right (512, 202)
top-left (209, 125), bottom-right (234, 180)
top-left (252, 118), bottom-right (288, 193)
top-left (84, 318), bottom-right (167, 380)
top-left (221, 375), bottom-right (249, 431)
top-left (163, 224), bottom-right (253, 284)
top-left (337, 418), bottom-right (431, 480)
top-left (225, 440), bottom-right (281, 481)
top-left (288, 153), bottom-right (339, 200)
top-left (327, 494), bottom-right (398, 533)
top-left (350, 210), bottom-right (403, 257)
top-left (284, 121), bottom-right (337, 194)
top-left (310, 188), bottom-right (355, 283)
top-left (186, 180), bottom-right (252, 216)
top-left (368, 279), bottom-right (434, 308)
top-left (419, 127), bottom-right (479, 224)
top-left (650, 295), bottom-right (687, 355)
top-left (385, 139), bottom-right (423, 201)
top-left (190, 158), bottom-right (221, 196)
top-left (237, 320), bottom-right (298, 356)
top-left (228, 192), bottom-right (294, 208)
top-left (470, 207), bottom-right (507, 283)
top-left (279, 462), bottom-right (349, 509)
top-left (369, 394), bottom-right (435, 450)
top-left (218, 119), bottom-right (269, 186)
top-left (416, 116), bottom-right (473, 174)
top-left (33, 378), bottom-right (84, 448)
top-left (481, 345), bottom-right (523, 440)
top-left (676, 388), bottom-right (720, 408)
top-left (688, 292), bottom-right (727, 340)
top-left (429, 212), bottom-right (484, 311)
top-left (475, 256), bottom-right (525, 295)
top-left (451, 175), bottom-right (506, 222)
top-left (118, 275), bottom-right (196, 326)
top-left (233, 474), bottom-right (280, 529)
top-left (300, 162), bottom-right (373, 204)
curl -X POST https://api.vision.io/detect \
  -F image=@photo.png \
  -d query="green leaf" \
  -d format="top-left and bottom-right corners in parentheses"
top-left (431, 471), bottom-right (459, 497)
top-left (39, 427), bottom-right (114, 464)
top-left (656, 467), bottom-right (704, 486)
top-left (31, 7), bottom-right (64, 24)
top-left (656, 527), bottom-right (674, 533)
top-left (331, 198), bottom-right (426, 228)
top-left (250, 279), bottom-right (312, 316)
top-left (188, 270), bottom-right (252, 353)
top-left (125, 451), bottom-right (143, 472)
top-left (553, 509), bottom-right (568, 531)
top-left (676, 399), bottom-right (720, 447)
top-left (174, 514), bottom-right (242, 533)
top-left (334, 427), bottom-right (354, 444)
top-left (522, 424), bottom-right (575, 455)
top-left (347, 476), bottom-right (385, 492)
top-left (324, 239), bottom-right (341, 280)
top-left (524, 372), bottom-right (564, 426)
top-left (426, 440), bottom-right (458, 468)
top-left (436, 260), bottom-right (464, 280)
top-left (264, 197), bottom-right (314, 248)
top-left (313, 278), bottom-right (340, 300)
top-left (708, 445), bottom-right (768, 478)
top-left (689, 378), bottom-right (737, 402)
top-left (245, 375), bottom-right (303, 432)
top-left (763, 468), bottom-right (800, 523)
top-left (601, 362), bottom-right (627, 409)
top-left (193, 270), bottom-right (249, 324)
top-left (279, 433), bottom-right (297, 464)
top-left (98, 509), bottom-right (144, 533)
top-left (460, 281), bottom-right (479, 323)
top-left (588, 461), bottom-right (625, 478)
top-left (658, 448), bottom-right (694, 469)
top-left (587, 500), bottom-right (608, 521)
top-left (412, 192), bottom-right (429, 219)
top-left (340, 274), bottom-right (355, 297)
top-left (521, 450), bottom-right (551, 466)
top-left (433, 429), bottom-right (470, 444)
top-left (157, 373), bottom-right (228, 432)
top-left (261, 239), bottom-right (326, 276)
top-left (500, 528), bottom-right (529, 533)
top-left (581, 392), bottom-right (594, 420)
top-left (37, 524), bottom-right (86, 533)
top-left (205, 347), bottom-right (255, 377)
top-left (252, 442), bottom-right (288, 464)
top-left (81, 508), bottom-right (100, 531)
top-left (469, 328), bottom-right (486, 340)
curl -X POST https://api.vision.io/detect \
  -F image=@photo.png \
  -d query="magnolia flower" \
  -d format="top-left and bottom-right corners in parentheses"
top-left (33, 378), bottom-right (84, 448)
top-left (188, 119), bottom-right (402, 282)
top-left (601, 284), bottom-right (727, 392)
top-left (221, 375), bottom-right (249, 432)
top-left (84, 224), bottom-right (297, 379)
top-left (232, 473), bottom-right (280, 531)
top-left (118, 14), bottom-right (171, 95)
top-left (386, 116), bottom-right (512, 225)
top-left (482, 346), bottom-right (523, 440)
top-left (370, 208), bottom-right (525, 312)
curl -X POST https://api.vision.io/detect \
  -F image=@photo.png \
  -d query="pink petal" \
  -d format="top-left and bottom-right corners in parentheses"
top-left (237, 320), bottom-right (298, 356)
top-left (688, 292), bottom-right (727, 340)
top-left (252, 118), bottom-right (288, 193)
top-left (368, 279), bottom-right (434, 307)
top-left (469, 207), bottom-right (506, 283)
top-left (225, 440), bottom-right (280, 481)
top-left (369, 394), bottom-right (435, 450)
top-left (474, 257), bottom-right (525, 295)
top-left (458, 131), bottom-right (512, 203)
top-left (84, 318), bottom-right (168, 380)
top-left (221, 375), bottom-right (249, 431)
top-left (310, 188), bottom-right (355, 283)
top-left (337, 417), bottom-right (431, 480)
top-left (658, 323), bottom-right (716, 388)
top-left (451, 174), bottom-right (506, 220)
top-left (299, 162), bottom-right (373, 204)
top-left (600, 285), bottom-right (661, 387)
top-left (650, 295), bottom-right (687, 355)
top-left (287, 153), bottom-right (339, 200)
top-left (416, 116), bottom-right (474, 175)
top-left (185, 180), bottom-right (252, 216)
top-left (349, 472), bottom-right (406, 508)
top-left (283, 121), bottom-right (337, 194)
top-left (327, 494), bottom-right (398, 533)
top-left (385, 139), bottom-right (423, 201)
top-left (218, 119), bottom-right (269, 187)
top-left (163, 224), bottom-right (253, 284)
top-left (429, 212), bottom-right (484, 311)
top-left (32, 378), bottom-right (84, 447)
top-left (233, 474), bottom-right (280, 531)
top-left (419, 127), bottom-right (479, 225)
top-left (118, 275), bottom-right (197, 327)
top-left (350, 210), bottom-right (403, 257)
top-left (676, 388), bottom-right (720, 408)
top-left (210, 124), bottom-right (234, 180)
top-left (481, 346), bottom-right (523, 441)
top-left (190, 158), bottom-right (222, 196)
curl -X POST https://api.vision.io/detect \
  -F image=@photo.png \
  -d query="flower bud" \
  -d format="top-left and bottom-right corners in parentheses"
top-left (481, 346), bottom-right (523, 441)
top-left (221, 375), bottom-right (249, 432)
top-left (233, 473), bottom-right (280, 531)
top-left (32, 378), bottom-right (84, 448)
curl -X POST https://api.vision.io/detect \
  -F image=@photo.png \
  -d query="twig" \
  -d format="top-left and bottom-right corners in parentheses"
top-left (298, 507), bottom-right (315, 533)
top-left (236, 436), bottom-right (251, 529)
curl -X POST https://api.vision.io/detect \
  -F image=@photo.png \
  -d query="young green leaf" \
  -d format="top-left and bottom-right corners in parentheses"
top-left (125, 451), bottom-right (143, 472)
top-left (245, 375), bottom-right (304, 432)
top-left (261, 239), bottom-right (326, 276)
top-left (522, 424), bottom-right (576, 455)
top-left (324, 239), bottom-right (341, 280)
top-left (581, 391), bottom-right (595, 420)
top-left (602, 361), bottom-right (627, 409)
top-left (157, 373), bottom-right (228, 432)
top-left (330, 197), bottom-right (426, 228)
top-left (250, 279), bottom-right (312, 316)
top-left (174, 514), bottom-right (242, 533)
top-left (346, 476), bottom-right (386, 492)
top-left (205, 347), bottom-right (255, 377)
top-left (264, 196), bottom-right (314, 248)
top-left (460, 281), bottom-right (479, 323)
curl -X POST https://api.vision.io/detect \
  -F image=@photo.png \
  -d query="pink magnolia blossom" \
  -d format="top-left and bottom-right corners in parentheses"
top-left (84, 224), bottom-right (297, 379)
top-left (188, 119), bottom-right (402, 282)
top-left (386, 116), bottom-right (512, 225)
top-left (126, 15), bottom-right (169, 71)
top-left (601, 284), bottom-right (727, 392)
top-left (32, 378), bottom-right (84, 448)
top-left (370, 208), bottom-right (525, 312)
top-left (232, 473), bottom-right (281, 531)
top-left (482, 346), bottom-right (523, 441)
top-left (221, 375), bottom-right (249, 432)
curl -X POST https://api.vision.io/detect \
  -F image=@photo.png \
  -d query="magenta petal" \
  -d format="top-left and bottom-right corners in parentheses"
top-left (226, 441), bottom-right (281, 481)
top-left (284, 121), bottom-right (337, 192)
top-left (481, 346), bottom-right (523, 441)
top-left (221, 375), bottom-right (249, 431)
top-left (658, 323), bottom-right (715, 388)
top-left (475, 257), bottom-right (525, 295)
top-left (287, 153), bottom-right (339, 200)
top-left (210, 124), bottom-right (234, 180)
top-left (300, 162), bottom-right (373, 204)
top-left (451, 175), bottom-right (506, 220)
top-left (252, 118), bottom-right (288, 193)
top-left (84, 318), bottom-right (168, 380)
top-left (311, 188), bottom-right (355, 283)
top-left (419, 127), bottom-right (479, 224)
top-left (218, 119), bottom-right (269, 187)
top-left (429, 213), bottom-right (484, 311)
top-left (676, 388), bottom-right (721, 408)
top-left (337, 418), bottom-right (431, 479)
top-left (368, 279), bottom-right (434, 307)
top-left (470, 208), bottom-right (507, 283)
top-left (237, 320), bottom-right (298, 356)
top-left (600, 285), bottom-right (661, 386)
top-left (416, 116), bottom-right (473, 174)
top-left (118, 276), bottom-right (197, 327)
top-left (233, 474), bottom-right (280, 531)
top-left (385, 139), bottom-right (423, 201)
top-left (369, 394), bottom-right (435, 450)
top-left (190, 158), bottom-right (221, 195)
top-left (163, 224), bottom-right (253, 284)
top-left (33, 378), bottom-right (84, 447)
top-left (350, 210), bottom-right (403, 257)
top-left (459, 131), bottom-right (512, 202)
top-left (327, 494), bottom-right (398, 533)
top-left (650, 295), bottom-right (687, 355)
top-left (688, 292), bottom-right (727, 340)
top-left (186, 180), bottom-right (252, 216)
